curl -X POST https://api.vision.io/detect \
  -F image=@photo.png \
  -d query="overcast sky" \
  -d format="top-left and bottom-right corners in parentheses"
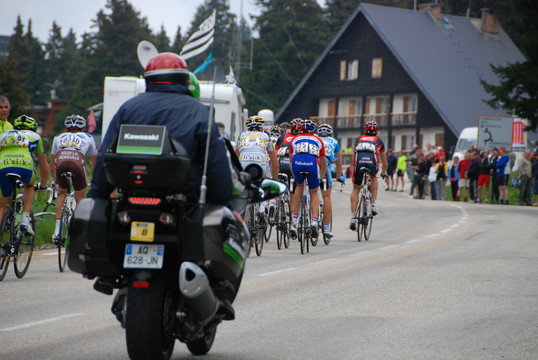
top-left (1, 0), bottom-right (263, 43)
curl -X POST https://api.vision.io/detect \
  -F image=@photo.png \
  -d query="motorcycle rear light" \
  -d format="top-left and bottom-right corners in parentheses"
top-left (117, 211), bottom-right (131, 225)
top-left (133, 281), bottom-right (149, 288)
top-left (159, 212), bottom-right (176, 226)
top-left (128, 197), bottom-right (162, 206)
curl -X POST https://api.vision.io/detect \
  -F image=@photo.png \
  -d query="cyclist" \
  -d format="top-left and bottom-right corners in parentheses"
top-left (269, 125), bottom-right (283, 147)
top-left (236, 116), bottom-right (278, 215)
top-left (317, 124), bottom-right (344, 238)
top-left (275, 118), bottom-right (301, 179)
top-left (0, 115), bottom-right (49, 235)
top-left (349, 121), bottom-right (387, 230)
top-left (50, 115), bottom-right (97, 242)
top-left (289, 118), bottom-right (327, 237)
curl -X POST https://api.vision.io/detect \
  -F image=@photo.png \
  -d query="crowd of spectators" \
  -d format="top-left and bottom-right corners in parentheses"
top-left (390, 143), bottom-right (538, 206)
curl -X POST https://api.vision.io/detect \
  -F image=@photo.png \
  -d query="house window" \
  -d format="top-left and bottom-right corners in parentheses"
top-left (435, 133), bottom-right (444, 147)
top-left (372, 58), bottom-right (383, 79)
top-left (340, 59), bottom-right (359, 80)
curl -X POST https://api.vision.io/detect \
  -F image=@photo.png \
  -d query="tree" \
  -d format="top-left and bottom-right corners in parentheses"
top-left (240, 0), bottom-right (326, 114)
top-left (481, 0), bottom-right (538, 131)
top-left (153, 25), bottom-right (171, 52)
top-left (0, 58), bottom-right (30, 118)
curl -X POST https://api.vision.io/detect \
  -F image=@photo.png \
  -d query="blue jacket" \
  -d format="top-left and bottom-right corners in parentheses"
top-left (449, 162), bottom-right (460, 181)
top-left (89, 83), bottom-right (232, 205)
top-left (495, 155), bottom-right (509, 175)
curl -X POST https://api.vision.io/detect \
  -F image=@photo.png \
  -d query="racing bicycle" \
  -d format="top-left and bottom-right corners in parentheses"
top-left (246, 202), bottom-right (267, 256)
top-left (54, 172), bottom-right (76, 272)
top-left (353, 167), bottom-right (373, 242)
top-left (274, 173), bottom-right (291, 250)
top-left (0, 174), bottom-right (36, 281)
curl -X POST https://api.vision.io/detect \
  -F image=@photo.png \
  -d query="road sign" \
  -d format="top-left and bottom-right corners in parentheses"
top-left (477, 115), bottom-right (512, 151)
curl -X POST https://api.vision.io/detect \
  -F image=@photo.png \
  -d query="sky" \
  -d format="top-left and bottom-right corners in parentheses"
top-left (0, 0), bottom-right (263, 43)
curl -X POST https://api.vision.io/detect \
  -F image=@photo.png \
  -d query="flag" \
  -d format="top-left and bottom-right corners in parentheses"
top-left (225, 66), bottom-right (236, 85)
top-left (193, 52), bottom-right (213, 75)
top-left (87, 109), bottom-right (97, 133)
top-left (180, 10), bottom-right (216, 61)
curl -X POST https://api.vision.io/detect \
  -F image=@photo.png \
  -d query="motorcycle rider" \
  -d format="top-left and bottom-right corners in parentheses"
top-left (89, 53), bottom-right (236, 311)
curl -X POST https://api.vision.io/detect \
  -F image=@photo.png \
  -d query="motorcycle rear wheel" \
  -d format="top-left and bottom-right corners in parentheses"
top-left (125, 273), bottom-right (175, 360)
top-left (186, 326), bottom-right (217, 355)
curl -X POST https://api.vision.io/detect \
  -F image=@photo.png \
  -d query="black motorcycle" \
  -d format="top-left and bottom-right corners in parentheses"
top-left (68, 126), bottom-right (286, 359)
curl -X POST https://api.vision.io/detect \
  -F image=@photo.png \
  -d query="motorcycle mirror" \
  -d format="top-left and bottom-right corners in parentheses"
top-left (251, 179), bottom-right (287, 203)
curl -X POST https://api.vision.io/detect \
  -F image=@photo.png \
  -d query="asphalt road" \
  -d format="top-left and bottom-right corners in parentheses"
top-left (1, 188), bottom-right (537, 360)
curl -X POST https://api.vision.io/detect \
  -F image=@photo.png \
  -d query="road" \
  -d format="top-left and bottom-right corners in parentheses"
top-left (1, 189), bottom-right (537, 359)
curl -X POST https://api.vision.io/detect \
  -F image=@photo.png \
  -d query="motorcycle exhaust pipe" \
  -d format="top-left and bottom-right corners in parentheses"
top-left (179, 262), bottom-right (218, 324)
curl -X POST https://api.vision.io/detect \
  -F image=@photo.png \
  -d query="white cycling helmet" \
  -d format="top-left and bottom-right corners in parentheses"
top-left (64, 115), bottom-right (86, 130)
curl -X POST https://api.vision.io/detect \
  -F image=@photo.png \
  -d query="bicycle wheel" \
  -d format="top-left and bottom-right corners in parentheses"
top-left (275, 200), bottom-right (283, 250)
top-left (363, 196), bottom-right (373, 241)
top-left (58, 204), bottom-right (71, 272)
top-left (355, 195), bottom-right (366, 242)
top-left (283, 196), bottom-right (291, 249)
top-left (298, 200), bottom-right (305, 254)
top-left (0, 210), bottom-right (11, 281)
top-left (14, 211), bottom-right (35, 278)
top-left (255, 212), bottom-right (265, 256)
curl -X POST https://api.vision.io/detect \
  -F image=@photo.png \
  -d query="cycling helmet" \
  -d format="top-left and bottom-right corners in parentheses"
top-left (246, 115), bottom-right (264, 131)
top-left (317, 123), bottom-right (334, 137)
top-left (364, 120), bottom-right (379, 135)
top-left (188, 71), bottom-right (200, 100)
top-left (270, 125), bottom-right (283, 136)
top-left (64, 114), bottom-right (87, 130)
top-left (280, 121), bottom-right (290, 130)
top-left (13, 115), bottom-right (38, 132)
top-left (289, 118), bottom-right (302, 133)
top-left (298, 119), bottom-right (316, 133)
top-left (144, 52), bottom-right (189, 84)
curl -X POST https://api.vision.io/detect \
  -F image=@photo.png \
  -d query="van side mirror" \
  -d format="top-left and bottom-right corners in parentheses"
top-left (251, 179), bottom-right (287, 203)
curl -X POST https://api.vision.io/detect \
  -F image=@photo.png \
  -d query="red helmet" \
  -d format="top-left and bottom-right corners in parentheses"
top-left (144, 52), bottom-right (189, 82)
top-left (364, 120), bottom-right (379, 135)
top-left (289, 118), bottom-right (302, 133)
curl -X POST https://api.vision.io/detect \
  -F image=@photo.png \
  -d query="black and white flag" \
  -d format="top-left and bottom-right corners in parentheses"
top-left (180, 10), bottom-right (216, 61)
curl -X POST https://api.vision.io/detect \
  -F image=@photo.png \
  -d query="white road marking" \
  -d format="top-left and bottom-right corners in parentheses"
top-left (451, 224), bottom-right (460, 228)
top-left (405, 239), bottom-right (423, 244)
top-left (258, 267), bottom-right (296, 277)
top-left (314, 258), bottom-right (338, 265)
top-left (0, 313), bottom-right (84, 332)
top-left (425, 233), bottom-right (439, 238)
top-left (440, 228), bottom-right (452, 233)
top-left (347, 250), bottom-right (373, 257)
top-left (379, 245), bottom-right (398, 250)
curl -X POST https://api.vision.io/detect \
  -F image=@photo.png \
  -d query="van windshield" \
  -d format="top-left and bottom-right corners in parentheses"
top-left (455, 138), bottom-right (476, 153)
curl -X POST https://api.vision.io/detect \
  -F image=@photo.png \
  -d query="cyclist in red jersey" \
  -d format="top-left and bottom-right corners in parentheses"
top-left (349, 121), bottom-right (387, 230)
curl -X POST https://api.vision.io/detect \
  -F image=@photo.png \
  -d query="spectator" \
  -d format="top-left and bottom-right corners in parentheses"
top-left (406, 144), bottom-right (418, 195)
top-left (457, 152), bottom-right (471, 202)
top-left (495, 147), bottom-right (510, 205)
top-left (435, 146), bottom-right (446, 161)
top-left (531, 140), bottom-right (538, 153)
top-left (0, 95), bottom-right (14, 133)
top-left (411, 153), bottom-right (426, 199)
top-left (468, 151), bottom-right (480, 202)
top-left (489, 148), bottom-right (500, 204)
top-left (449, 156), bottom-right (460, 201)
top-left (386, 149), bottom-right (397, 191)
top-left (516, 150), bottom-right (533, 206)
top-left (477, 150), bottom-right (491, 203)
top-left (396, 150), bottom-right (407, 192)
top-left (424, 152), bottom-right (436, 199)
top-left (217, 122), bottom-right (231, 141)
top-left (434, 155), bottom-right (449, 200)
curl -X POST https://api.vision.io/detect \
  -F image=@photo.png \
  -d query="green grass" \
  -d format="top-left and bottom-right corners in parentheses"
top-left (33, 190), bottom-right (57, 248)
top-left (443, 172), bottom-right (536, 205)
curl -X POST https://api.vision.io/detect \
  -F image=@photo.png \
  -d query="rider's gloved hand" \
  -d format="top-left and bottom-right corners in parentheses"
top-left (338, 176), bottom-right (346, 183)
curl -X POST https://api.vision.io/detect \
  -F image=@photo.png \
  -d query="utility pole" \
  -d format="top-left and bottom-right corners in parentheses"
top-left (236, 0), bottom-right (243, 83)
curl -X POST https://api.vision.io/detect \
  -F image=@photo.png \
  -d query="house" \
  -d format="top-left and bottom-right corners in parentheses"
top-left (275, 2), bottom-right (525, 154)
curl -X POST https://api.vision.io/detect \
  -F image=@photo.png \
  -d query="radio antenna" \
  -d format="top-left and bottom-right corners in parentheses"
top-left (199, 66), bottom-right (218, 206)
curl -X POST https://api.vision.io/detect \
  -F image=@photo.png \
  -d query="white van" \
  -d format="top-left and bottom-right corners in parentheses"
top-left (452, 127), bottom-right (477, 161)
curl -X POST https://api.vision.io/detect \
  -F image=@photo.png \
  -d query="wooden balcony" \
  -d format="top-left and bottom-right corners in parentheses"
top-left (311, 112), bottom-right (416, 130)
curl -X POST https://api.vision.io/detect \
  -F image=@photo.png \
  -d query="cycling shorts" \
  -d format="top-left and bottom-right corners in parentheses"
top-left (291, 154), bottom-right (320, 189)
top-left (478, 174), bottom-right (490, 187)
top-left (278, 156), bottom-right (292, 177)
top-left (0, 167), bottom-right (33, 197)
top-left (55, 150), bottom-right (87, 191)
top-left (353, 152), bottom-right (377, 185)
top-left (499, 174), bottom-right (509, 186)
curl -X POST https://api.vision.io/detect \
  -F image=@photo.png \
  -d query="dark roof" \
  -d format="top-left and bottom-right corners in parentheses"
top-left (276, 3), bottom-right (525, 136)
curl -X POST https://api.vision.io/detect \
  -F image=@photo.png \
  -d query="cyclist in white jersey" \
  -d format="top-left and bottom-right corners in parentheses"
top-left (50, 115), bottom-right (97, 241)
top-left (235, 115), bottom-right (278, 179)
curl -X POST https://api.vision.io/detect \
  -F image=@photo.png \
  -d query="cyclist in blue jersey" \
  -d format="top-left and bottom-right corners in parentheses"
top-left (317, 124), bottom-right (344, 238)
top-left (289, 119), bottom-right (327, 237)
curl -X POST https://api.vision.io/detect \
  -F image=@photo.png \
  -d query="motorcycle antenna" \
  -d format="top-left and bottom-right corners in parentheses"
top-left (199, 66), bottom-right (218, 207)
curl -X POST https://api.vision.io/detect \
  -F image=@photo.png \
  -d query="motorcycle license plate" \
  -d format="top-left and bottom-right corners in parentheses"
top-left (123, 244), bottom-right (164, 269)
top-left (130, 221), bottom-right (155, 242)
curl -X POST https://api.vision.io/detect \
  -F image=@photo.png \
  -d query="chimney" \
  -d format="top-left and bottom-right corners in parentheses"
top-left (419, 2), bottom-right (443, 22)
top-left (480, 8), bottom-right (499, 35)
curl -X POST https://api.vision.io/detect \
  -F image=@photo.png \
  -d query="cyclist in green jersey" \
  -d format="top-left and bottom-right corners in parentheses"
top-left (0, 116), bottom-right (49, 235)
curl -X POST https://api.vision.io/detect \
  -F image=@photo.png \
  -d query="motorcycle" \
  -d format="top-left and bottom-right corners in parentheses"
top-left (67, 125), bottom-right (286, 359)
